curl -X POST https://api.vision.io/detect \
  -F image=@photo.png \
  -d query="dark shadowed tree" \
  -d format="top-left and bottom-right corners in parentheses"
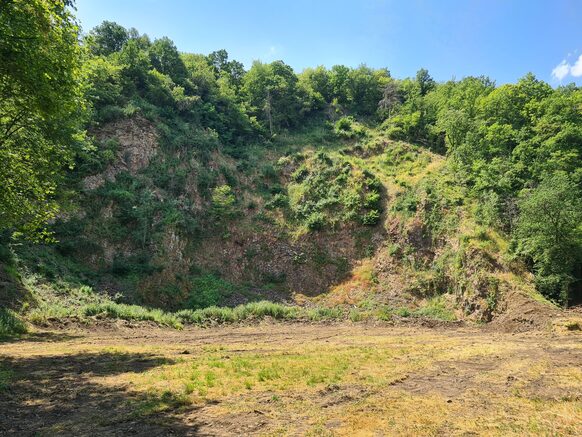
top-left (515, 173), bottom-right (582, 305)
top-left (416, 68), bottom-right (435, 96)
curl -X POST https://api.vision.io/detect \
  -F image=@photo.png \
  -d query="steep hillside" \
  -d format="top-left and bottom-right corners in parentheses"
top-left (7, 114), bottom-right (556, 329)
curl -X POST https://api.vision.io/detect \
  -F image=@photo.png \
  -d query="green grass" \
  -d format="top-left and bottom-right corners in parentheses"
top-left (0, 308), bottom-right (27, 337)
top-left (83, 303), bottom-right (184, 329)
top-left (306, 307), bottom-right (344, 321)
top-left (24, 297), bottom-right (459, 330)
top-left (412, 296), bottom-right (457, 321)
top-left (0, 366), bottom-right (13, 392)
top-left (176, 301), bottom-right (300, 324)
top-left (17, 271), bottom-right (458, 329)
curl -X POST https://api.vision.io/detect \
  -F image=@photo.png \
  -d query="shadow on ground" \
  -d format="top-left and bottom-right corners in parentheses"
top-left (0, 331), bottom-right (83, 344)
top-left (0, 351), bottom-right (201, 436)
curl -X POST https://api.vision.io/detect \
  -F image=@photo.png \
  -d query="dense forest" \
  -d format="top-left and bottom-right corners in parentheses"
top-left (1, 0), bottom-right (581, 333)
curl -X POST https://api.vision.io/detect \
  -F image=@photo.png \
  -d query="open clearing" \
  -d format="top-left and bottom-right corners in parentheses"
top-left (1, 323), bottom-right (581, 436)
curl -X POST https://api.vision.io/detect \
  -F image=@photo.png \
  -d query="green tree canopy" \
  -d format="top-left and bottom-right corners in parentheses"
top-left (0, 0), bottom-right (86, 238)
top-left (515, 173), bottom-right (582, 304)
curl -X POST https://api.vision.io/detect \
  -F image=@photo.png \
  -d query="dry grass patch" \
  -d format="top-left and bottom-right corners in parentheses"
top-left (1, 324), bottom-right (581, 435)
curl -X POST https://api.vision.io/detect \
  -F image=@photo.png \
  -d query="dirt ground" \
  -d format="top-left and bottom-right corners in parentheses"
top-left (1, 322), bottom-right (581, 436)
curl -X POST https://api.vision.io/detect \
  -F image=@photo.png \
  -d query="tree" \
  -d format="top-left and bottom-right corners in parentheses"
top-left (346, 65), bottom-right (388, 115)
top-left (297, 66), bottom-right (329, 113)
top-left (149, 37), bottom-right (187, 82)
top-left (436, 108), bottom-right (472, 151)
top-left (515, 173), bottom-right (582, 305)
top-left (115, 38), bottom-right (151, 90)
top-left (416, 68), bottom-right (435, 96)
top-left (87, 21), bottom-right (129, 56)
top-left (329, 65), bottom-right (351, 105)
top-left (378, 80), bottom-right (400, 118)
top-left (242, 60), bottom-right (300, 133)
top-left (207, 49), bottom-right (245, 88)
top-left (0, 0), bottom-right (85, 238)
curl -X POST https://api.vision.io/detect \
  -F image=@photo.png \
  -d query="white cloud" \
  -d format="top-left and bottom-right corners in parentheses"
top-left (570, 54), bottom-right (582, 77)
top-left (552, 60), bottom-right (570, 81)
top-left (551, 54), bottom-right (582, 81)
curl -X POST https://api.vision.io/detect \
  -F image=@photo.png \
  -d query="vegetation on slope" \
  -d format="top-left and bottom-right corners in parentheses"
top-left (1, 1), bottom-right (581, 331)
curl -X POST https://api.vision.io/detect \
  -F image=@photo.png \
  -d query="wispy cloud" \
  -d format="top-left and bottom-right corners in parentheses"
top-left (552, 60), bottom-right (570, 81)
top-left (551, 53), bottom-right (582, 81)
top-left (571, 55), bottom-right (582, 77)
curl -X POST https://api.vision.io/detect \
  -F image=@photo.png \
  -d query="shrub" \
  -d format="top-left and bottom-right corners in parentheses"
top-left (286, 151), bottom-right (383, 231)
top-left (188, 274), bottom-right (235, 309)
top-left (335, 116), bottom-right (353, 132)
top-left (361, 209), bottom-right (380, 225)
top-left (334, 116), bottom-right (366, 139)
top-left (265, 193), bottom-right (288, 210)
top-left (306, 212), bottom-right (326, 230)
top-left (211, 185), bottom-right (236, 218)
top-left (394, 308), bottom-right (411, 317)
top-left (364, 191), bottom-right (381, 209)
top-left (291, 165), bottom-right (309, 182)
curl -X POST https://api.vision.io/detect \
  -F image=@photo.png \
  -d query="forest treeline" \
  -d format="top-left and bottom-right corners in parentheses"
top-left (0, 0), bottom-right (581, 304)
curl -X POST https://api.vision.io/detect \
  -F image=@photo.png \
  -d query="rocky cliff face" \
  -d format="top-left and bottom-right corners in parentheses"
top-left (44, 115), bottom-right (544, 320)
top-left (83, 116), bottom-right (159, 190)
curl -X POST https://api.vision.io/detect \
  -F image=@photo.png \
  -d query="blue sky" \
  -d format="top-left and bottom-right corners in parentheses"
top-left (75, 0), bottom-right (582, 85)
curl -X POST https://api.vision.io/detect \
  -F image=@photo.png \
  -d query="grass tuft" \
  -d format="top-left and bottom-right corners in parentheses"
top-left (0, 308), bottom-right (27, 337)
top-left (83, 303), bottom-right (183, 329)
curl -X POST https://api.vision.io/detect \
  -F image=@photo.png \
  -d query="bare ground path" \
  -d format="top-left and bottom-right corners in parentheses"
top-left (1, 323), bottom-right (581, 436)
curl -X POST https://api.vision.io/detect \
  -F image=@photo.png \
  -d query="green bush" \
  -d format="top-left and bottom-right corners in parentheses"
top-left (188, 274), bottom-right (235, 309)
top-left (211, 185), bottom-right (236, 218)
top-left (265, 193), bottom-right (288, 209)
top-left (334, 116), bottom-right (366, 139)
top-left (361, 209), bottom-right (380, 225)
top-left (291, 165), bottom-right (309, 182)
top-left (394, 308), bottom-right (411, 317)
top-left (306, 212), bottom-right (326, 230)
top-left (364, 191), bottom-right (381, 209)
top-left (349, 308), bottom-right (364, 322)
top-left (286, 151), bottom-right (383, 231)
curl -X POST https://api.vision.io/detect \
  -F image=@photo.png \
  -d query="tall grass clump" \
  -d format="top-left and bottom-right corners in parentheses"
top-left (83, 303), bottom-right (183, 329)
top-left (413, 296), bottom-right (456, 321)
top-left (27, 303), bottom-right (76, 325)
top-left (306, 306), bottom-right (344, 321)
top-left (0, 308), bottom-right (27, 337)
top-left (234, 301), bottom-right (299, 320)
top-left (176, 301), bottom-right (299, 325)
